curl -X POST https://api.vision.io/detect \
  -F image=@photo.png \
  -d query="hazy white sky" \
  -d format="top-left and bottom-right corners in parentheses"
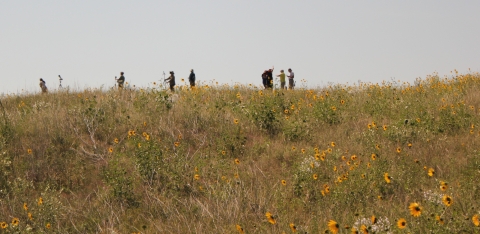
top-left (1, 1), bottom-right (479, 94)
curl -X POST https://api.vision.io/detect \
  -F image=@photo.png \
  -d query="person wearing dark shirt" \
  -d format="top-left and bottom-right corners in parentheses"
top-left (116, 72), bottom-right (125, 89)
top-left (165, 71), bottom-right (176, 92)
top-left (188, 69), bottom-right (196, 87)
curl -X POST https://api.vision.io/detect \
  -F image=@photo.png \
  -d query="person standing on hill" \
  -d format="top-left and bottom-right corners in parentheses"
top-left (116, 72), bottom-right (125, 89)
top-left (188, 69), bottom-right (196, 87)
top-left (165, 71), bottom-right (176, 92)
top-left (266, 67), bottom-right (274, 89)
top-left (262, 70), bottom-right (268, 89)
top-left (39, 78), bottom-right (48, 93)
top-left (287, 68), bottom-right (295, 90)
top-left (277, 70), bottom-right (286, 90)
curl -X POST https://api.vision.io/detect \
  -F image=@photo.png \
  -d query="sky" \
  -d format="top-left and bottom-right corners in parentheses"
top-left (1, 1), bottom-right (480, 94)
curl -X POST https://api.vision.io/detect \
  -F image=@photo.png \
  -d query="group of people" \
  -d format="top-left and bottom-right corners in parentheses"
top-left (114, 69), bottom-right (196, 92)
top-left (39, 67), bottom-right (294, 93)
top-left (262, 67), bottom-right (295, 90)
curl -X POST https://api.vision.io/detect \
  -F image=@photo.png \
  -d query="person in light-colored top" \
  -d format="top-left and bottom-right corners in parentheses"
top-left (116, 72), bottom-right (125, 89)
top-left (39, 78), bottom-right (48, 93)
top-left (277, 70), bottom-right (286, 89)
top-left (287, 68), bottom-right (295, 90)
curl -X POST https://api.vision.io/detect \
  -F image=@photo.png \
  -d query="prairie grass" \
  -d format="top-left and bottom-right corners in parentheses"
top-left (0, 73), bottom-right (480, 233)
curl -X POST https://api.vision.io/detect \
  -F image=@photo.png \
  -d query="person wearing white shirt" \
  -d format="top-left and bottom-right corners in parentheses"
top-left (287, 68), bottom-right (295, 90)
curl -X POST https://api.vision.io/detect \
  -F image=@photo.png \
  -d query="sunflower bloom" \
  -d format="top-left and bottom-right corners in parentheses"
top-left (409, 202), bottom-right (422, 217)
top-left (28, 212), bottom-right (33, 220)
top-left (23, 202), bottom-right (28, 211)
top-left (360, 224), bottom-right (368, 234)
top-left (0, 222), bottom-right (7, 229)
top-left (382, 125), bottom-right (387, 131)
top-left (384, 173), bottom-right (391, 183)
top-left (234, 158), bottom-right (240, 164)
top-left (371, 215), bottom-right (377, 224)
top-left (265, 212), bottom-right (276, 224)
top-left (313, 174), bottom-right (318, 180)
top-left (442, 195), bottom-right (453, 207)
top-left (397, 218), bottom-right (406, 229)
top-left (27, 149), bottom-right (32, 154)
top-left (11, 218), bottom-right (19, 226)
top-left (440, 181), bottom-right (448, 191)
top-left (435, 215), bottom-right (444, 225)
top-left (108, 147), bottom-right (113, 153)
top-left (114, 138), bottom-right (119, 144)
top-left (38, 197), bottom-right (43, 205)
top-left (371, 154), bottom-right (376, 160)
top-left (235, 224), bottom-right (245, 234)
top-left (472, 214), bottom-right (480, 226)
top-left (289, 223), bottom-right (297, 232)
top-left (281, 180), bottom-right (287, 186)
top-left (331, 142), bottom-right (336, 147)
top-left (46, 223), bottom-right (51, 229)
top-left (194, 174), bottom-right (200, 180)
top-left (234, 119), bottom-right (239, 124)
top-left (428, 168), bottom-right (435, 177)
top-left (351, 227), bottom-right (358, 234)
top-left (396, 147), bottom-right (401, 153)
top-left (327, 220), bottom-right (339, 234)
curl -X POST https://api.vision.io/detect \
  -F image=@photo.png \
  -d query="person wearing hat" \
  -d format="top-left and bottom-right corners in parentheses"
top-left (39, 78), bottom-right (48, 93)
top-left (165, 71), bottom-right (176, 92)
top-left (188, 69), bottom-right (196, 87)
top-left (116, 72), bottom-right (125, 89)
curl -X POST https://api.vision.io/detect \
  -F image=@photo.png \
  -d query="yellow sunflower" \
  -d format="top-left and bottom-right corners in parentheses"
top-left (265, 212), bottom-right (276, 224)
top-left (409, 202), bottom-right (422, 217)
top-left (11, 217), bottom-right (19, 227)
top-left (472, 214), bottom-right (480, 227)
top-left (38, 197), bottom-right (43, 205)
top-left (397, 218), bottom-right (406, 229)
top-left (440, 181), bottom-right (448, 191)
top-left (194, 174), bottom-right (200, 180)
top-left (442, 195), bottom-right (453, 207)
top-left (234, 119), bottom-right (239, 124)
top-left (396, 147), bottom-right (401, 153)
top-left (435, 215), bottom-right (444, 225)
top-left (384, 173), bottom-right (391, 183)
top-left (313, 174), bottom-right (318, 180)
top-left (0, 222), bottom-right (7, 229)
top-left (236, 224), bottom-right (245, 234)
top-left (428, 168), bottom-right (435, 177)
top-left (327, 220), bottom-right (339, 234)
top-left (360, 224), bottom-right (368, 234)
top-left (23, 202), bottom-right (28, 211)
top-left (281, 180), bottom-right (287, 186)
top-left (331, 142), bottom-right (336, 147)
top-left (289, 223), bottom-right (297, 232)
top-left (234, 158), bottom-right (240, 165)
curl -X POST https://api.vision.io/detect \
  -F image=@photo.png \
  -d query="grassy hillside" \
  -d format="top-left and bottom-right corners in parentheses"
top-left (1, 73), bottom-right (480, 233)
